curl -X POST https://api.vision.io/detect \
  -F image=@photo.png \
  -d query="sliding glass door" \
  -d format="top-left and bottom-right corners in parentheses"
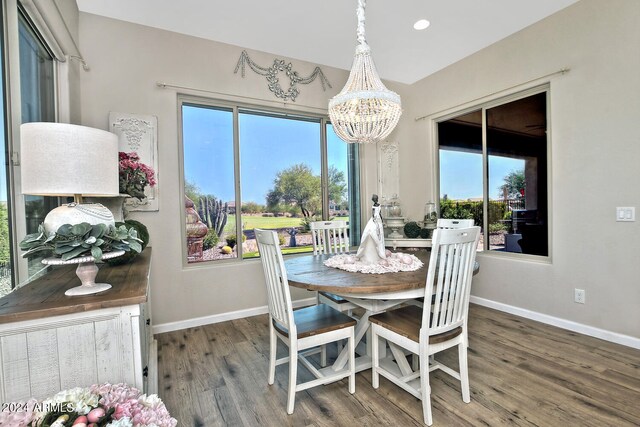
top-left (18, 10), bottom-right (56, 278)
top-left (0, 8), bottom-right (14, 296)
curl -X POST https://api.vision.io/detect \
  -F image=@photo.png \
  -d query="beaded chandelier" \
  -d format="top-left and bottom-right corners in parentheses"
top-left (329, 0), bottom-right (402, 144)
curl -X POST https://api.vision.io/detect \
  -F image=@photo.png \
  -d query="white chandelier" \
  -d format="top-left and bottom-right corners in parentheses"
top-left (329, 0), bottom-right (402, 144)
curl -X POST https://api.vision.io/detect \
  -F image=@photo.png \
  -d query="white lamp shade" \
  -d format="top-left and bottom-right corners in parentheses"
top-left (20, 122), bottom-right (119, 197)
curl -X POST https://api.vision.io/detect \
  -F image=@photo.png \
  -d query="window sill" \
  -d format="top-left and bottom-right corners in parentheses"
top-left (476, 250), bottom-right (552, 265)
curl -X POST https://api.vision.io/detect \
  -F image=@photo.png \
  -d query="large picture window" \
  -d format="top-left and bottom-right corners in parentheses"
top-left (438, 88), bottom-right (549, 257)
top-left (180, 99), bottom-right (360, 264)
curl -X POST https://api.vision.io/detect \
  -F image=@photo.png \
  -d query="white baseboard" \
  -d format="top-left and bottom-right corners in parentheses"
top-left (154, 295), bottom-right (640, 350)
top-left (152, 297), bottom-right (317, 335)
top-left (470, 296), bottom-right (640, 350)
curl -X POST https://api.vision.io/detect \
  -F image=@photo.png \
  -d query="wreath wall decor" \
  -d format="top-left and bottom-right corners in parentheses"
top-left (234, 50), bottom-right (331, 102)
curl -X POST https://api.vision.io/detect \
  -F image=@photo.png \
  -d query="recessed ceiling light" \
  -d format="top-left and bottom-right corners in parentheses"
top-left (413, 19), bottom-right (430, 30)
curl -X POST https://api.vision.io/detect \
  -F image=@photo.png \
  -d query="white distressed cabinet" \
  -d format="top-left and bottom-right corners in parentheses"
top-left (0, 249), bottom-right (156, 403)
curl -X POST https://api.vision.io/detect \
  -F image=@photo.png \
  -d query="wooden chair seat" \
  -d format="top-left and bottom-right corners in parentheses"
top-left (370, 305), bottom-right (462, 344)
top-left (273, 304), bottom-right (357, 339)
top-left (371, 226), bottom-right (481, 425)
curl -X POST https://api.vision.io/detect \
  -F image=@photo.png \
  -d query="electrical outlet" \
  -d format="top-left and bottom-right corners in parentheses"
top-left (616, 207), bottom-right (635, 222)
top-left (574, 289), bottom-right (585, 304)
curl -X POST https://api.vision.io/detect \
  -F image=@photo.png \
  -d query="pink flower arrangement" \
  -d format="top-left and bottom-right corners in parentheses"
top-left (119, 152), bottom-right (156, 200)
top-left (0, 383), bottom-right (176, 427)
top-left (0, 399), bottom-right (38, 426)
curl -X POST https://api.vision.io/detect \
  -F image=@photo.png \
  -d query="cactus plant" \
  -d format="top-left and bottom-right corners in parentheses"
top-left (198, 196), bottom-right (228, 238)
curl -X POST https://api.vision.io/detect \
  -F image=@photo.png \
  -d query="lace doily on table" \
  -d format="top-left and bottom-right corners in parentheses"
top-left (324, 252), bottom-right (423, 274)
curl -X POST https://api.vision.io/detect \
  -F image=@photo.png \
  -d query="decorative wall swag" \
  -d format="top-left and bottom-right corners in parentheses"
top-left (234, 50), bottom-right (331, 102)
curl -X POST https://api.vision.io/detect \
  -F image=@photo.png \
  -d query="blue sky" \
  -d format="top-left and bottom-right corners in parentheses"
top-left (440, 150), bottom-right (524, 200)
top-left (239, 113), bottom-right (320, 203)
top-left (1, 100), bottom-right (523, 206)
top-left (182, 105), bottom-right (348, 204)
top-left (183, 104), bottom-right (524, 205)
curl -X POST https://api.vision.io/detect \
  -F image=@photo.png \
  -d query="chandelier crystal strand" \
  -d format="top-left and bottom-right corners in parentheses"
top-left (328, 0), bottom-right (402, 144)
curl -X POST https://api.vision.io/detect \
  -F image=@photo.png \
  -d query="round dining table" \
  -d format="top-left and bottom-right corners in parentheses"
top-left (284, 249), bottom-right (480, 375)
top-left (285, 250), bottom-right (431, 300)
top-left (285, 249), bottom-right (435, 374)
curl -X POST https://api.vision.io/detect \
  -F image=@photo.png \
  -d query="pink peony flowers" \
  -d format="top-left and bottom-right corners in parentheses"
top-left (0, 383), bottom-right (176, 427)
top-left (119, 152), bottom-right (156, 200)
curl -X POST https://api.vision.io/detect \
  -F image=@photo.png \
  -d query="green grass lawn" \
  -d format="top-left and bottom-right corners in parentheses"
top-left (224, 215), bottom-right (349, 233)
top-left (243, 245), bottom-right (314, 259)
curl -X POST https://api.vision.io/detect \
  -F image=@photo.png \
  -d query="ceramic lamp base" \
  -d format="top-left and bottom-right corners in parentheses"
top-left (65, 282), bottom-right (112, 296)
top-left (65, 261), bottom-right (112, 296)
top-left (42, 250), bottom-right (125, 297)
top-left (43, 203), bottom-right (115, 235)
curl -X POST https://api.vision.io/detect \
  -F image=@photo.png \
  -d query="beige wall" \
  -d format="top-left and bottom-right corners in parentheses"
top-left (78, 13), bottom-right (404, 327)
top-left (402, 0), bottom-right (640, 338)
top-left (79, 0), bottom-right (640, 339)
top-left (54, 0), bottom-right (82, 124)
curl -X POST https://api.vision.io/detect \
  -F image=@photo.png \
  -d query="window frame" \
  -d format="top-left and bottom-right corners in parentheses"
top-left (0, 2), bottom-right (16, 291)
top-left (177, 95), bottom-right (361, 268)
top-left (1, 0), bottom-right (61, 287)
top-left (432, 84), bottom-right (552, 262)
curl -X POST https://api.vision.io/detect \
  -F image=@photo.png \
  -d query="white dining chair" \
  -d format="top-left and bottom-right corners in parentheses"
top-left (309, 220), bottom-right (358, 317)
top-left (255, 228), bottom-right (356, 415)
top-left (437, 218), bottom-right (475, 229)
top-left (370, 226), bottom-right (480, 426)
top-left (310, 220), bottom-right (350, 254)
top-left (413, 218), bottom-right (476, 308)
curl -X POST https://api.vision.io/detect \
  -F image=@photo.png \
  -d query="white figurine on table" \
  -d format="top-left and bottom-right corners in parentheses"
top-left (356, 194), bottom-right (387, 264)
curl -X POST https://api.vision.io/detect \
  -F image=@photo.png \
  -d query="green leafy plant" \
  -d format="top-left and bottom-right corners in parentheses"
top-left (301, 215), bottom-right (322, 232)
top-left (225, 233), bottom-right (246, 249)
top-left (20, 222), bottom-right (142, 262)
top-left (203, 229), bottom-right (220, 251)
top-left (107, 220), bottom-right (150, 266)
top-left (488, 222), bottom-right (509, 233)
top-left (0, 203), bottom-right (10, 265)
top-left (123, 219), bottom-right (150, 249)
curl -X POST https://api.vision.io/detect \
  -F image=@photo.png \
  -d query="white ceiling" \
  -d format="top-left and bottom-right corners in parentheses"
top-left (76, 0), bottom-right (580, 84)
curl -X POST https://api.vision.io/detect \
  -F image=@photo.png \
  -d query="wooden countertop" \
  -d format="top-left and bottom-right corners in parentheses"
top-left (0, 248), bottom-right (151, 324)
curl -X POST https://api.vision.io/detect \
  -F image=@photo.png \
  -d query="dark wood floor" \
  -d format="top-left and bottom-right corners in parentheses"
top-left (157, 304), bottom-right (640, 426)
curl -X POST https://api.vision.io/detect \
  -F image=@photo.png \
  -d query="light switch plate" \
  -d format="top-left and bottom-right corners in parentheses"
top-left (616, 207), bottom-right (635, 222)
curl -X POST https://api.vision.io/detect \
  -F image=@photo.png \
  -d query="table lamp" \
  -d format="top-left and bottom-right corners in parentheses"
top-left (20, 122), bottom-right (121, 296)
